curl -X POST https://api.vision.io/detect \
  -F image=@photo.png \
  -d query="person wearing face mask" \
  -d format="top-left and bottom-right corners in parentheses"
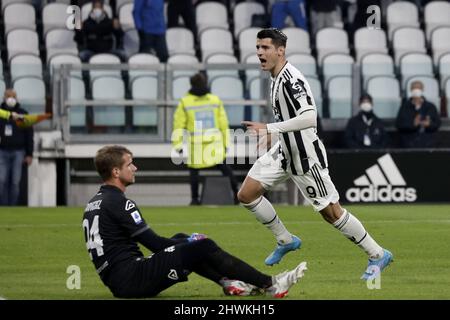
top-left (345, 93), bottom-right (387, 149)
top-left (76, 0), bottom-right (125, 62)
top-left (0, 89), bottom-right (34, 206)
top-left (395, 81), bottom-right (441, 148)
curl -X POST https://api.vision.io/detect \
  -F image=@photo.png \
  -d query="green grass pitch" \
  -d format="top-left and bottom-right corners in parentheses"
top-left (0, 204), bottom-right (449, 300)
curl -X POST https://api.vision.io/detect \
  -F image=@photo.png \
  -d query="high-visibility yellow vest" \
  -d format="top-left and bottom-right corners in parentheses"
top-left (172, 93), bottom-right (230, 169)
top-left (0, 109), bottom-right (11, 120)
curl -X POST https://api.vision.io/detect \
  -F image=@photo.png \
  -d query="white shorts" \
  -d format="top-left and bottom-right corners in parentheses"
top-left (248, 145), bottom-right (340, 211)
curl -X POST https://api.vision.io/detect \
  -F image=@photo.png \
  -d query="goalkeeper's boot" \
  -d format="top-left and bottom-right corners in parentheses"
top-left (220, 279), bottom-right (264, 296)
top-left (264, 235), bottom-right (302, 266)
top-left (267, 261), bottom-right (307, 298)
top-left (361, 249), bottom-right (394, 280)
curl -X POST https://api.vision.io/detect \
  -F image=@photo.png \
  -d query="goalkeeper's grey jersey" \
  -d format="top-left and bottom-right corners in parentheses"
top-left (270, 61), bottom-right (328, 175)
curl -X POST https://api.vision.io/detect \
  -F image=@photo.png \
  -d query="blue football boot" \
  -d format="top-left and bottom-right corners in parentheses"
top-left (265, 235), bottom-right (302, 266)
top-left (361, 249), bottom-right (394, 280)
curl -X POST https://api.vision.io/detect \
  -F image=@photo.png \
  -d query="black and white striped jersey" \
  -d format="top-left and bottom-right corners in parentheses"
top-left (270, 61), bottom-right (328, 175)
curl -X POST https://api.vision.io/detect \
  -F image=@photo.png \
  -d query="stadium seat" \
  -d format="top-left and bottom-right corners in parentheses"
top-left (287, 53), bottom-right (317, 77)
top-left (247, 77), bottom-right (264, 122)
top-left (439, 53), bottom-right (450, 89)
top-left (306, 77), bottom-right (323, 117)
top-left (118, 2), bottom-right (135, 30)
top-left (244, 54), bottom-right (261, 87)
top-left (168, 54), bottom-right (199, 78)
top-left (431, 27), bottom-right (450, 66)
top-left (2, 0), bottom-right (33, 13)
top-left (81, 2), bottom-right (113, 21)
top-left (366, 76), bottom-right (401, 118)
top-left (386, 1), bottom-right (419, 40)
top-left (13, 76), bottom-right (46, 115)
top-left (68, 76), bottom-right (87, 127)
top-left (10, 54), bottom-right (43, 82)
top-left (0, 79), bottom-right (6, 95)
top-left (315, 28), bottom-right (350, 65)
top-left (45, 29), bottom-right (78, 63)
top-left (392, 27), bottom-right (426, 65)
top-left (92, 76), bottom-right (126, 126)
top-left (327, 76), bottom-right (352, 119)
top-left (353, 28), bottom-right (388, 62)
top-left (238, 27), bottom-right (261, 62)
top-left (445, 78), bottom-right (450, 102)
top-left (210, 76), bottom-right (245, 127)
top-left (122, 28), bottom-right (140, 58)
top-left (196, 2), bottom-right (229, 34)
top-left (233, 2), bottom-right (265, 38)
top-left (200, 28), bottom-right (234, 62)
top-left (48, 53), bottom-right (82, 79)
top-left (166, 27), bottom-right (196, 56)
top-left (172, 76), bottom-right (191, 100)
top-left (128, 53), bottom-right (160, 82)
top-left (322, 53), bottom-right (354, 87)
top-left (89, 53), bottom-right (122, 81)
top-left (116, 0), bottom-right (132, 13)
top-left (205, 53), bottom-right (239, 80)
top-left (400, 53), bottom-right (434, 89)
top-left (424, 1), bottom-right (450, 42)
top-left (131, 76), bottom-right (159, 127)
top-left (42, 3), bottom-right (69, 35)
top-left (405, 76), bottom-right (440, 108)
top-left (361, 53), bottom-right (395, 89)
top-left (7, 29), bottom-right (39, 62)
top-left (282, 27), bottom-right (311, 55)
top-left (4, 3), bottom-right (36, 34)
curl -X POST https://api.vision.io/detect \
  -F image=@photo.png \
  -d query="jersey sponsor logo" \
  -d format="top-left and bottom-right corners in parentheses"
top-left (164, 246), bottom-right (175, 253)
top-left (130, 210), bottom-right (142, 224)
top-left (168, 269), bottom-right (178, 280)
top-left (125, 200), bottom-right (135, 211)
top-left (289, 79), bottom-right (306, 100)
top-left (84, 200), bottom-right (102, 212)
top-left (345, 154), bottom-right (417, 203)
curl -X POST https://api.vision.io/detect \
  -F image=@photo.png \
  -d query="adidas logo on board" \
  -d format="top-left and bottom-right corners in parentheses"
top-left (345, 154), bottom-right (417, 202)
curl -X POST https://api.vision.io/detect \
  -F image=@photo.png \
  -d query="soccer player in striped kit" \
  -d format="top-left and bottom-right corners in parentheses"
top-left (238, 28), bottom-right (393, 280)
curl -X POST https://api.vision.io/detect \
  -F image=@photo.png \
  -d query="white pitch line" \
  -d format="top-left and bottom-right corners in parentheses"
top-left (0, 296), bottom-right (6, 300)
top-left (1, 219), bottom-right (450, 229)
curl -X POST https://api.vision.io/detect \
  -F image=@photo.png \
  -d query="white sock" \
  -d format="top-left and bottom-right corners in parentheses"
top-left (242, 196), bottom-right (293, 245)
top-left (333, 209), bottom-right (384, 260)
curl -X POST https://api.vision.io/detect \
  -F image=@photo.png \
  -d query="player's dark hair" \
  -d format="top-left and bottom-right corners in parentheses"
top-left (95, 145), bottom-right (132, 181)
top-left (257, 28), bottom-right (287, 48)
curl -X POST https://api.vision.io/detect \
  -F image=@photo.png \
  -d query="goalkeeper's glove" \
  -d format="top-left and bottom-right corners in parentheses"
top-left (187, 232), bottom-right (208, 242)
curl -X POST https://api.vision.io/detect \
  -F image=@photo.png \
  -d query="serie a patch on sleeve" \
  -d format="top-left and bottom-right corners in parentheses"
top-left (130, 210), bottom-right (143, 224)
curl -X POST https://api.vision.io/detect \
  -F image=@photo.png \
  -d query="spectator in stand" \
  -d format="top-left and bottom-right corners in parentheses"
top-left (133, 0), bottom-right (169, 62)
top-left (345, 93), bottom-right (387, 149)
top-left (167, 0), bottom-right (198, 44)
top-left (0, 89), bottom-right (34, 206)
top-left (270, 0), bottom-right (308, 31)
top-left (76, 0), bottom-right (125, 62)
top-left (396, 81), bottom-right (441, 148)
top-left (310, 0), bottom-right (343, 35)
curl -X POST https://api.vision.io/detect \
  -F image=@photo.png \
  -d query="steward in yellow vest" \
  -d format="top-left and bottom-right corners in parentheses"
top-left (172, 73), bottom-right (238, 205)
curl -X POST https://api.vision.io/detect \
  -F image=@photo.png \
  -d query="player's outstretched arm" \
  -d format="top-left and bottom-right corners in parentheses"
top-left (243, 109), bottom-right (317, 134)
